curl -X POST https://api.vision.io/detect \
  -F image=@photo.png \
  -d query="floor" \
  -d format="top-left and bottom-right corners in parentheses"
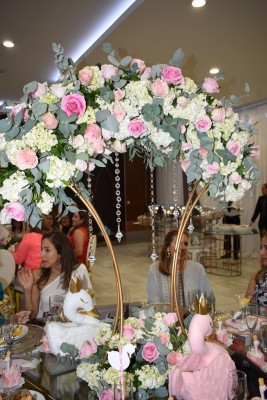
top-left (92, 238), bottom-right (260, 314)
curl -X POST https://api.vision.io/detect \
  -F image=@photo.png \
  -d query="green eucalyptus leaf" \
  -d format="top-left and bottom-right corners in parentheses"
top-left (38, 160), bottom-right (50, 172)
top-left (5, 126), bottom-right (20, 140)
top-left (107, 55), bottom-right (120, 67)
top-left (169, 48), bottom-right (184, 67)
top-left (120, 56), bottom-right (132, 67)
top-left (13, 109), bottom-right (23, 127)
top-left (0, 152), bottom-right (9, 168)
top-left (76, 152), bottom-right (89, 161)
top-left (21, 119), bottom-right (36, 135)
top-left (245, 82), bottom-right (250, 94)
top-left (229, 95), bottom-right (241, 106)
top-left (114, 79), bottom-right (127, 89)
top-left (95, 110), bottom-right (111, 122)
top-left (23, 81), bottom-right (38, 95)
top-left (102, 43), bottom-right (112, 54)
top-left (0, 118), bottom-right (12, 133)
top-left (100, 114), bottom-right (119, 132)
top-left (32, 102), bottom-right (48, 117)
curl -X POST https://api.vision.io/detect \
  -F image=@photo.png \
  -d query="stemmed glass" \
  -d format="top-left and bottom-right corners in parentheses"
top-left (234, 293), bottom-right (252, 326)
top-left (228, 369), bottom-right (248, 400)
top-left (1, 323), bottom-right (14, 352)
top-left (245, 303), bottom-right (258, 349)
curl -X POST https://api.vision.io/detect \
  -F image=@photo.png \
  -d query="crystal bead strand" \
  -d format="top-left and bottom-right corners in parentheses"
top-left (87, 171), bottom-right (96, 265)
top-left (172, 159), bottom-right (179, 225)
top-left (115, 152), bottom-right (123, 242)
top-left (149, 167), bottom-right (158, 261)
top-left (187, 182), bottom-right (194, 233)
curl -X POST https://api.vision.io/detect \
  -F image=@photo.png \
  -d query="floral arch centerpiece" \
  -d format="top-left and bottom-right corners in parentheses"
top-left (0, 42), bottom-right (261, 397)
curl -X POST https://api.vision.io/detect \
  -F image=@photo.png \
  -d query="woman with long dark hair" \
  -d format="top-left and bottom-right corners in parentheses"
top-left (17, 231), bottom-right (92, 318)
top-left (68, 211), bottom-right (89, 264)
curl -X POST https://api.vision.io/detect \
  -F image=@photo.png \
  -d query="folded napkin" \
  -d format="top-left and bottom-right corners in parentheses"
top-left (225, 317), bottom-right (267, 335)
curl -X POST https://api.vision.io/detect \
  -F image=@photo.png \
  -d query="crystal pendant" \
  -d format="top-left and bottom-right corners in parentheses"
top-left (114, 153), bottom-right (123, 242)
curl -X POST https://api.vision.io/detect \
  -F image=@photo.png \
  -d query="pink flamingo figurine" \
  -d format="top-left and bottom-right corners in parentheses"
top-left (169, 312), bottom-right (236, 400)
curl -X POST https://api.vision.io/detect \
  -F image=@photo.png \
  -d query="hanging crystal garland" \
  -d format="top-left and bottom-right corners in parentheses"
top-left (187, 182), bottom-right (195, 233)
top-left (114, 152), bottom-right (123, 242)
top-left (148, 166), bottom-right (158, 261)
top-left (87, 171), bottom-right (96, 265)
top-left (172, 159), bottom-right (180, 225)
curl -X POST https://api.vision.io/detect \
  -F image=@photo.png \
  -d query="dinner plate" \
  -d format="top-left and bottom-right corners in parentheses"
top-left (29, 390), bottom-right (45, 400)
top-left (13, 325), bottom-right (28, 341)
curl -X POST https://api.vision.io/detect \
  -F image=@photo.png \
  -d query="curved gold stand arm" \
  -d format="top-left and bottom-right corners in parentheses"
top-left (70, 185), bottom-right (124, 337)
top-left (170, 181), bottom-right (209, 333)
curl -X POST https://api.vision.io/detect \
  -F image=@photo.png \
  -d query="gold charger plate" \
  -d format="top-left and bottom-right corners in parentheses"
top-left (11, 324), bottom-right (44, 355)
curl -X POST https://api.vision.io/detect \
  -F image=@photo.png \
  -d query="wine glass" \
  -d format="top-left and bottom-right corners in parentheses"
top-left (228, 369), bottom-right (248, 400)
top-left (1, 323), bottom-right (14, 352)
top-left (188, 289), bottom-right (200, 314)
top-left (49, 295), bottom-right (64, 321)
top-left (234, 293), bottom-right (252, 326)
top-left (245, 303), bottom-right (258, 349)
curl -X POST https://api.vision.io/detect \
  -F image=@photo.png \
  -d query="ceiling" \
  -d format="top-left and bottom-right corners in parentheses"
top-left (1, 0), bottom-right (267, 109)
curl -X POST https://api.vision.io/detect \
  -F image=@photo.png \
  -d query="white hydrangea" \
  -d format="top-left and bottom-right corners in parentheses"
top-left (87, 66), bottom-right (105, 91)
top-left (76, 362), bottom-right (103, 388)
top-left (149, 127), bottom-right (175, 150)
top-left (94, 322), bottom-right (113, 345)
top-left (24, 122), bottom-right (58, 152)
top-left (45, 156), bottom-right (76, 188)
top-left (179, 77), bottom-right (198, 94)
top-left (219, 159), bottom-right (242, 176)
top-left (135, 365), bottom-right (167, 389)
top-left (5, 139), bottom-right (24, 165)
top-left (0, 171), bottom-right (29, 202)
top-left (124, 80), bottom-right (152, 112)
top-left (0, 133), bottom-right (7, 151)
top-left (76, 106), bottom-right (97, 125)
top-left (36, 191), bottom-right (55, 214)
top-left (39, 92), bottom-right (58, 104)
top-left (102, 367), bottom-right (121, 385)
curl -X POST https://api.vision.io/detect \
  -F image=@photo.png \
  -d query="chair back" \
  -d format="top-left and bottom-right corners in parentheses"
top-left (0, 249), bottom-right (16, 289)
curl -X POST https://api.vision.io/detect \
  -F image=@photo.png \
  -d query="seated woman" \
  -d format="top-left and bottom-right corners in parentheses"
top-left (246, 231), bottom-right (267, 311)
top-left (17, 231), bottom-right (93, 318)
top-left (68, 211), bottom-right (89, 264)
top-left (146, 229), bottom-right (215, 307)
top-left (59, 213), bottom-right (72, 235)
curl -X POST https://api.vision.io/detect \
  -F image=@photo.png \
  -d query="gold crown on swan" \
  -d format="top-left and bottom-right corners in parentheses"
top-left (193, 293), bottom-right (208, 315)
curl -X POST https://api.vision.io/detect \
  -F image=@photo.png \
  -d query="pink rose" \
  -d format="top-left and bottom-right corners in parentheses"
top-left (162, 312), bottom-right (178, 327)
top-left (181, 142), bottom-right (192, 151)
top-left (241, 179), bottom-right (252, 190)
top-left (31, 82), bottom-right (47, 99)
top-left (70, 135), bottom-right (84, 149)
top-left (130, 58), bottom-right (146, 73)
top-left (181, 159), bottom-right (190, 172)
top-left (202, 77), bottom-right (219, 94)
top-left (123, 325), bottom-right (137, 340)
top-left (92, 138), bottom-right (106, 154)
top-left (161, 66), bottom-right (184, 85)
top-left (211, 108), bottom-right (225, 123)
top-left (79, 340), bottom-right (97, 358)
top-left (140, 67), bottom-right (152, 80)
top-left (101, 64), bottom-right (119, 80)
top-left (112, 140), bottom-right (127, 153)
top-left (50, 83), bottom-right (66, 98)
top-left (250, 145), bottom-right (260, 160)
top-left (127, 118), bottom-right (147, 138)
top-left (225, 107), bottom-right (234, 118)
top-left (195, 116), bottom-right (212, 132)
top-left (11, 103), bottom-right (29, 121)
top-left (159, 332), bottom-right (170, 345)
top-left (15, 149), bottom-right (38, 170)
top-left (229, 171), bottom-right (242, 185)
top-left (151, 78), bottom-right (169, 97)
top-left (75, 159), bottom-right (88, 171)
top-left (167, 351), bottom-right (183, 365)
top-left (99, 388), bottom-right (114, 400)
top-left (199, 147), bottom-right (208, 157)
top-left (61, 94), bottom-right (86, 118)
top-left (4, 202), bottom-right (25, 222)
top-left (207, 162), bottom-right (220, 175)
top-left (114, 89), bottom-right (125, 101)
top-left (142, 342), bottom-right (160, 362)
top-left (177, 96), bottom-right (188, 107)
top-left (78, 67), bottom-right (93, 86)
top-left (180, 125), bottom-right (186, 134)
top-left (43, 113), bottom-right (58, 130)
top-left (112, 104), bottom-right (126, 122)
top-left (226, 140), bottom-right (241, 156)
top-left (88, 162), bottom-right (96, 172)
top-left (102, 128), bottom-right (113, 141)
top-left (84, 124), bottom-right (102, 141)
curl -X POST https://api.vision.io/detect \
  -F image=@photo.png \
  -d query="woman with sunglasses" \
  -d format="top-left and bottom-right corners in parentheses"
top-left (146, 229), bottom-right (215, 306)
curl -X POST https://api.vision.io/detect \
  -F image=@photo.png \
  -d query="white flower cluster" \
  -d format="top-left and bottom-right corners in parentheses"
top-left (36, 191), bottom-right (55, 214)
top-left (135, 365), bottom-right (167, 390)
top-left (45, 156), bottom-right (76, 188)
top-left (24, 122), bottom-right (58, 152)
top-left (76, 362), bottom-right (103, 389)
top-left (0, 171), bottom-right (29, 202)
top-left (93, 322), bottom-right (113, 346)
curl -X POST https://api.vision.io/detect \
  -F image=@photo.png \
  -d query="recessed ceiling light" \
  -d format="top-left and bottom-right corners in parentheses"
top-left (3, 41), bottom-right (14, 48)
top-left (210, 67), bottom-right (220, 74)
top-left (192, 0), bottom-right (206, 7)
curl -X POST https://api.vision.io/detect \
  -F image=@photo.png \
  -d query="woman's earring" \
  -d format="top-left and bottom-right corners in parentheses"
top-left (166, 248), bottom-right (170, 258)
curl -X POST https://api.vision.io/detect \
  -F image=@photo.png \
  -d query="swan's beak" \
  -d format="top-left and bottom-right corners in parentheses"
top-left (78, 307), bottom-right (101, 318)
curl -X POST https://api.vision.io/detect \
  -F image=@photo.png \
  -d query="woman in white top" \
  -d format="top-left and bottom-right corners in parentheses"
top-left (17, 231), bottom-right (92, 318)
top-left (146, 229), bottom-right (215, 307)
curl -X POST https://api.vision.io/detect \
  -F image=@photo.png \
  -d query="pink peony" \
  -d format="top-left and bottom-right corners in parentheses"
top-left (43, 113), bottom-right (58, 130)
top-left (162, 312), bottom-right (178, 327)
top-left (31, 82), bottom-right (47, 99)
top-left (127, 118), bottom-right (147, 138)
top-left (99, 388), bottom-right (114, 400)
top-left (207, 162), bottom-right (220, 175)
top-left (167, 350), bottom-right (184, 365)
top-left (226, 139), bottom-right (241, 156)
top-left (142, 342), bottom-right (160, 362)
top-left (151, 78), bottom-right (169, 97)
top-left (229, 171), bottom-right (242, 185)
top-left (130, 58), bottom-right (146, 73)
top-left (195, 115), bottom-right (212, 132)
top-left (4, 202), bottom-right (25, 222)
top-left (250, 145), bottom-right (260, 160)
top-left (123, 325), bottom-right (137, 340)
top-left (101, 64), bottom-right (119, 80)
top-left (199, 147), bottom-right (208, 157)
top-left (61, 94), bottom-right (86, 118)
top-left (211, 108), bottom-right (225, 123)
top-left (15, 148), bottom-right (38, 170)
top-left (78, 67), bottom-right (93, 86)
top-left (79, 340), bottom-right (97, 358)
top-left (114, 88), bottom-right (125, 101)
top-left (140, 67), bottom-right (152, 80)
top-left (202, 77), bottom-right (219, 94)
top-left (112, 104), bottom-right (126, 122)
top-left (84, 124), bottom-right (102, 141)
top-left (161, 66), bottom-right (184, 85)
